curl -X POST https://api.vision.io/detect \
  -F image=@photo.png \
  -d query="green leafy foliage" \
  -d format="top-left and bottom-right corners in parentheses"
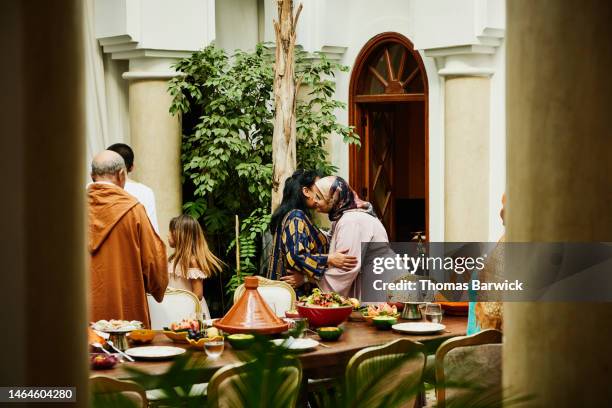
top-left (169, 44), bottom-right (358, 301)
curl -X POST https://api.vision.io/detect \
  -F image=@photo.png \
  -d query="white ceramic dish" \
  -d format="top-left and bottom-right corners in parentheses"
top-left (391, 322), bottom-right (446, 334)
top-left (271, 338), bottom-right (319, 351)
top-left (124, 346), bottom-right (186, 360)
top-left (92, 320), bottom-right (142, 333)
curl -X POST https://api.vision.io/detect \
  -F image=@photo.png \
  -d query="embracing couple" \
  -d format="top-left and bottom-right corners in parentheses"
top-left (267, 170), bottom-right (389, 300)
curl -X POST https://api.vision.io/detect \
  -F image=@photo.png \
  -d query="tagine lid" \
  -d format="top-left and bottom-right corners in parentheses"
top-left (213, 276), bottom-right (289, 334)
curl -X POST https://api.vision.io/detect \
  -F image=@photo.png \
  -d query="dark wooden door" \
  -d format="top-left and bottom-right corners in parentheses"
top-left (349, 32), bottom-right (429, 241)
top-left (363, 106), bottom-right (396, 240)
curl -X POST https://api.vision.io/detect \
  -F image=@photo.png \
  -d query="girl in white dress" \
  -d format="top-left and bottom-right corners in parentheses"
top-left (168, 215), bottom-right (224, 319)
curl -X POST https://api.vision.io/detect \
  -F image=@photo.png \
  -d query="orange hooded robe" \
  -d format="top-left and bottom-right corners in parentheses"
top-left (88, 182), bottom-right (168, 328)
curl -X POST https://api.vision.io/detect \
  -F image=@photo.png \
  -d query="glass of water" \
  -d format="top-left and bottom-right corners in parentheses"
top-left (287, 317), bottom-right (308, 338)
top-left (204, 334), bottom-right (224, 358)
top-left (424, 303), bottom-right (443, 323)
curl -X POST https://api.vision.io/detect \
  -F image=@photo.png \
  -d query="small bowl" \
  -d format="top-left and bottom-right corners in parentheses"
top-left (187, 337), bottom-right (208, 350)
top-left (285, 310), bottom-right (300, 318)
top-left (90, 353), bottom-right (119, 370)
top-left (364, 313), bottom-right (400, 325)
top-left (163, 330), bottom-right (190, 343)
top-left (227, 334), bottom-right (256, 350)
top-left (128, 329), bottom-right (156, 344)
top-left (317, 326), bottom-right (344, 341)
top-left (372, 316), bottom-right (398, 330)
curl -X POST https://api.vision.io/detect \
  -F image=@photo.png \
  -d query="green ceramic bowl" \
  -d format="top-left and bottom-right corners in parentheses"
top-left (372, 316), bottom-right (397, 330)
top-left (316, 326), bottom-right (344, 341)
top-left (227, 333), bottom-right (255, 350)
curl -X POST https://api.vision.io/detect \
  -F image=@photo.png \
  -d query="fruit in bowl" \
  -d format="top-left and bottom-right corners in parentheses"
top-left (317, 326), bottom-right (343, 341)
top-left (90, 353), bottom-right (119, 370)
top-left (227, 333), bottom-right (256, 350)
top-left (163, 318), bottom-right (203, 343)
top-left (170, 318), bottom-right (200, 332)
top-left (372, 315), bottom-right (397, 330)
top-left (128, 329), bottom-right (156, 344)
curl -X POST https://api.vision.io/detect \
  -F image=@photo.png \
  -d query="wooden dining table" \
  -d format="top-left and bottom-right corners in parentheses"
top-left (93, 316), bottom-right (467, 388)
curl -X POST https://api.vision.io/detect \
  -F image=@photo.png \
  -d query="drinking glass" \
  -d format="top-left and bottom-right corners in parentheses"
top-left (287, 317), bottom-right (308, 338)
top-left (204, 333), bottom-right (224, 358)
top-left (424, 303), bottom-right (443, 323)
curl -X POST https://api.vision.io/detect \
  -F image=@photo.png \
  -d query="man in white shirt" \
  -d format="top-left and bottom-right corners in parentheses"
top-left (107, 143), bottom-right (159, 233)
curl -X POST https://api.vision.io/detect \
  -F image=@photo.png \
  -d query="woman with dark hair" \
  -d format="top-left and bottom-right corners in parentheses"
top-left (305, 175), bottom-right (387, 298)
top-left (267, 169), bottom-right (357, 295)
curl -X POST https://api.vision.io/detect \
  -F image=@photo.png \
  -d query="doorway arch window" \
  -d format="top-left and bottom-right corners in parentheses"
top-left (357, 41), bottom-right (426, 96)
top-left (349, 33), bottom-right (428, 241)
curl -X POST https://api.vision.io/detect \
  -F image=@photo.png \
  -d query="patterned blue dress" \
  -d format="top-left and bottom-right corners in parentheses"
top-left (267, 209), bottom-right (329, 296)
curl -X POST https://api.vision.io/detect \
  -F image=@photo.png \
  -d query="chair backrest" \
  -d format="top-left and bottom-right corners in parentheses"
top-left (147, 287), bottom-right (202, 330)
top-left (233, 276), bottom-right (296, 317)
top-left (345, 338), bottom-right (426, 407)
top-left (435, 329), bottom-right (503, 408)
top-left (207, 359), bottom-right (302, 408)
top-left (90, 375), bottom-right (148, 408)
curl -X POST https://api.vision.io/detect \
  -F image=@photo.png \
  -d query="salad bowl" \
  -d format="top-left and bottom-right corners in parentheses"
top-left (297, 289), bottom-right (354, 327)
top-left (297, 304), bottom-right (352, 327)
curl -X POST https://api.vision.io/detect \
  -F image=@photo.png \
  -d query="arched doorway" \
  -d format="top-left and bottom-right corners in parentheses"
top-left (349, 32), bottom-right (428, 241)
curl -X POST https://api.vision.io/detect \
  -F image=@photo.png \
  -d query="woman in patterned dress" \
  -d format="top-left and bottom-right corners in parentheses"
top-left (267, 170), bottom-right (357, 296)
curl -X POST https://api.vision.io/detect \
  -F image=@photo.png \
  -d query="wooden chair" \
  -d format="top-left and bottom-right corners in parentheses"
top-left (435, 329), bottom-right (503, 408)
top-left (345, 338), bottom-right (427, 408)
top-left (233, 276), bottom-right (296, 317)
top-left (207, 359), bottom-right (302, 408)
top-left (147, 287), bottom-right (202, 330)
top-left (90, 375), bottom-right (148, 408)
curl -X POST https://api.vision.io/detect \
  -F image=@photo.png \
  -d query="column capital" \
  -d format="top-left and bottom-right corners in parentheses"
top-left (121, 56), bottom-right (186, 81)
top-left (95, 0), bottom-right (214, 78)
top-left (423, 29), bottom-right (504, 77)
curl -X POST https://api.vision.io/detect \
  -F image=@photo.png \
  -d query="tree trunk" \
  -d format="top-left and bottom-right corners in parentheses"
top-left (271, 0), bottom-right (302, 212)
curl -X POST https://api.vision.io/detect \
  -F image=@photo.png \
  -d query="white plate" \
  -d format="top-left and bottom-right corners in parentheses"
top-left (271, 338), bottom-right (319, 351)
top-left (125, 346), bottom-right (186, 360)
top-left (392, 322), bottom-right (446, 334)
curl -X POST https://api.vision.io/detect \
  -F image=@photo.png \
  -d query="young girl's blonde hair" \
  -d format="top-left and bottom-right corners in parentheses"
top-left (168, 215), bottom-right (224, 278)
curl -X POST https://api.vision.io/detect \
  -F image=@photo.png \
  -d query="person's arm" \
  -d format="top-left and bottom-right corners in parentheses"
top-left (321, 217), bottom-right (366, 296)
top-left (283, 215), bottom-right (358, 281)
top-left (137, 204), bottom-right (168, 302)
top-left (283, 216), bottom-right (329, 281)
top-left (190, 279), bottom-right (204, 301)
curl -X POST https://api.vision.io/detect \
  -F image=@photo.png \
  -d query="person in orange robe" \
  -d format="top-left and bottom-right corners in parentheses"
top-left (88, 150), bottom-right (168, 328)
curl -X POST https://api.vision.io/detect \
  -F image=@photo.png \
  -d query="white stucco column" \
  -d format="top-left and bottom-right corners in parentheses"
top-left (425, 47), bottom-right (501, 242)
top-left (412, 0), bottom-right (506, 242)
top-left (1, 1), bottom-right (88, 402)
top-left (504, 1), bottom-right (612, 405)
top-left (123, 58), bottom-right (182, 245)
top-left (94, 0), bottom-right (215, 244)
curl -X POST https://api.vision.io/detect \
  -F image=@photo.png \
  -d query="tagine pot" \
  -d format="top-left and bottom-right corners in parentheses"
top-left (214, 276), bottom-right (289, 334)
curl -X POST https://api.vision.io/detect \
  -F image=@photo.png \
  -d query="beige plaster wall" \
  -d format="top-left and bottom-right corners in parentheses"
top-left (129, 79), bottom-right (182, 245)
top-left (215, 0), bottom-right (260, 52)
top-left (444, 76), bottom-right (490, 241)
